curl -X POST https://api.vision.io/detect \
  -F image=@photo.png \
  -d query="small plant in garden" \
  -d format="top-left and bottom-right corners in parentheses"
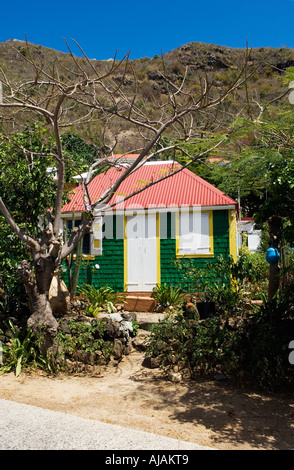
top-left (0, 320), bottom-right (47, 376)
top-left (132, 320), bottom-right (140, 337)
top-left (78, 284), bottom-right (125, 316)
top-left (152, 283), bottom-right (185, 309)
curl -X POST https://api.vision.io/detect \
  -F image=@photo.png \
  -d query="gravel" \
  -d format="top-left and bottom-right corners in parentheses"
top-left (0, 399), bottom-right (214, 450)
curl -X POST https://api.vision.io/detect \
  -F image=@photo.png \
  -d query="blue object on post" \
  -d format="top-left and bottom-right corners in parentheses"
top-left (266, 247), bottom-right (280, 265)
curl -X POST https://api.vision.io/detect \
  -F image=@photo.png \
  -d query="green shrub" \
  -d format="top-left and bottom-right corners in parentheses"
top-left (146, 284), bottom-right (294, 391)
top-left (78, 284), bottom-right (124, 316)
top-left (146, 311), bottom-right (232, 374)
top-left (52, 318), bottom-right (114, 370)
top-left (132, 320), bottom-right (140, 337)
top-left (235, 290), bottom-right (294, 391)
top-left (152, 283), bottom-right (185, 309)
top-left (175, 254), bottom-right (268, 314)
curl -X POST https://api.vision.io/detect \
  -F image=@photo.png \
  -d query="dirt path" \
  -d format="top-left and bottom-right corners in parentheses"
top-left (0, 337), bottom-right (293, 450)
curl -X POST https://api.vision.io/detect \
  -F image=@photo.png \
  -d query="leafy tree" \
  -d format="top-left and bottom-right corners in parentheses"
top-left (257, 145), bottom-right (294, 242)
top-left (0, 126), bottom-right (57, 314)
top-left (0, 125), bottom-right (57, 228)
top-left (61, 132), bottom-right (106, 176)
top-left (193, 111), bottom-right (294, 300)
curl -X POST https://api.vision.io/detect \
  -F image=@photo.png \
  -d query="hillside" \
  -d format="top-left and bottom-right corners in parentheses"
top-left (0, 39), bottom-right (293, 149)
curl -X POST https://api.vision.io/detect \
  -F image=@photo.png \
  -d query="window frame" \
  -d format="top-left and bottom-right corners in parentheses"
top-left (62, 216), bottom-right (97, 259)
top-left (175, 209), bottom-right (214, 258)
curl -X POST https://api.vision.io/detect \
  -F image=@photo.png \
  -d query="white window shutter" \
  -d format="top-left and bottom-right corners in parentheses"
top-left (91, 216), bottom-right (102, 255)
top-left (59, 218), bottom-right (64, 238)
top-left (179, 211), bottom-right (211, 256)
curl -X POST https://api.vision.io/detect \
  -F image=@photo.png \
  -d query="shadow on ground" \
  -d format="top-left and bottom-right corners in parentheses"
top-left (129, 363), bottom-right (294, 450)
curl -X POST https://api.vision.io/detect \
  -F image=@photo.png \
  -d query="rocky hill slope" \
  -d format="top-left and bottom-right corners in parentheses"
top-left (0, 39), bottom-right (293, 149)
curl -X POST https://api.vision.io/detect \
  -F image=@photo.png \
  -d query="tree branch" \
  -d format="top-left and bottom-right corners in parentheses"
top-left (0, 196), bottom-right (40, 251)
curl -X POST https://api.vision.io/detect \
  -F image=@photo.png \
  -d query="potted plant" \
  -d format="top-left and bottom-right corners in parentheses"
top-left (195, 282), bottom-right (216, 319)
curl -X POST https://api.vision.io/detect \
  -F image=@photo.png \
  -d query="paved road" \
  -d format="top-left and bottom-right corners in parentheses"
top-left (0, 399), bottom-right (214, 450)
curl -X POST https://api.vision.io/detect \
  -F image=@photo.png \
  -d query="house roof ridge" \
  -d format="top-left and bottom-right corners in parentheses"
top-left (144, 160), bottom-right (179, 166)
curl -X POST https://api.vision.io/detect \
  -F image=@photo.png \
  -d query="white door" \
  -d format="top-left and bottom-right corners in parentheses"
top-left (126, 214), bottom-right (158, 292)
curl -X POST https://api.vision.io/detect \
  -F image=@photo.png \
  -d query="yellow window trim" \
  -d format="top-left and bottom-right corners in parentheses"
top-left (72, 254), bottom-right (95, 261)
top-left (175, 210), bottom-right (214, 259)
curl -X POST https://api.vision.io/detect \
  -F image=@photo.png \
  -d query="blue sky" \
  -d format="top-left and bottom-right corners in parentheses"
top-left (1, 0), bottom-right (294, 60)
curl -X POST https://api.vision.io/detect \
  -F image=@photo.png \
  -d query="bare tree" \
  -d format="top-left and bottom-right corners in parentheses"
top-left (0, 40), bottom-right (261, 352)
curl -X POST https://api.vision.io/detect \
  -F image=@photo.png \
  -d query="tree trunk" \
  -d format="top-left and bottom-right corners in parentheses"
top-left (268, 263), bottom-right (280, 302)
top-left (18, 260), bottom-right (58, 355)
top-left (268, 215), bottom-right (282, 302)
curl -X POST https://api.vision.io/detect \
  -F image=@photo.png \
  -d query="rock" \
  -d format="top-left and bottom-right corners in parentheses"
top-left (108, 312), bottom-right (123, 323)
top-left (142, 357), bottom-right (151, 368)
top-left (167, 370), bottom-right (182, 383)
top-left (148, 70), bottom-right (164, 81)
top-left (119, 320), bottom-right (133, 337)
top-left (66, 360), bottom-right (86, 373)
top-left (132, 337), bottom-right (146, 352)
top-left (181, 368), bottom-right (192, 379)
top-left (123, 341), bottom-right (132, 355)
top-left (90, 365), bottom-right (103, 376)
top-left (58, 320), bottom-right (71, 334)
top-left (49, 275), bottom-right (70, 316)
top-left (113, 338), bottom-right (124, 359)
top-left (101, 318), bottom-right (122, 341)
top-left (142, 356), bottom-right (162, 369)
top-left (150, 356), bottom-right (162, 369)
top-left (108, 359), bottom-right (120, 368)
top-left (73, 350), bottom-right (95, 365)
top-left (57, 310), bottom-right (136, 370)
top-left (132, 330), bottom-right (150, 352)
top-left (153, 304), bottom-right (166, 313)
top-left (121, 312), bottom-right (137, 322)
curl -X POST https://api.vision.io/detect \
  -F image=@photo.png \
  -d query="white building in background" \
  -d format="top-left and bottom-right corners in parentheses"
top-left (238, 217), bottom-right (262, 253)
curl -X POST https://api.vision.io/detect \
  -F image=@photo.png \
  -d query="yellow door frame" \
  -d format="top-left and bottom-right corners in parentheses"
top-left (123, 212), bottom-right (161, 291)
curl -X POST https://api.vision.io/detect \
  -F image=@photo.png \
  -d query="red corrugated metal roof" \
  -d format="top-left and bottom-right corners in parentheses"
top-left (62, 161), bottom-right (237, 213)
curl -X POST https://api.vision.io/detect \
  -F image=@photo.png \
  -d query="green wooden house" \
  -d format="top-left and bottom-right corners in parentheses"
top-left (61, 159), bottom-right (238, 300)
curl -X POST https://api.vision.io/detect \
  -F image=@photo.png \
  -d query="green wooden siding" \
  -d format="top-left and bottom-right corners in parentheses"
top-left (64, 210), bottom-right (230, 292)
top-left (63, 238), bottom-right (124, 292)
top-left (64, 215), bottom-right (125, 292)
top-left (90, 215), bottom-right (124, 291)
top-left (91, 238), bottom-right (124, 291)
